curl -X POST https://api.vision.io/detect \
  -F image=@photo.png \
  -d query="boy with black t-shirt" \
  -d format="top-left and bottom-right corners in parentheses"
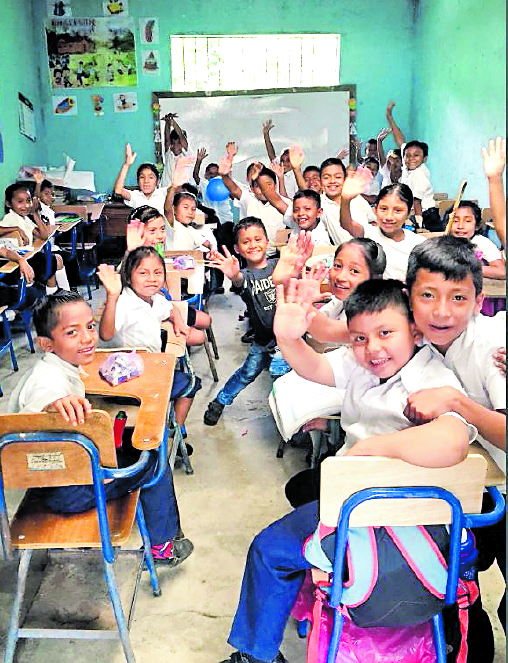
top-left (204, 217), bottom-right (280, 425)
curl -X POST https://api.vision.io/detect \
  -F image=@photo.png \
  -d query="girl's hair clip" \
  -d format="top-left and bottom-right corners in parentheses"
top-left (475, 249), bottom-right (484, 262)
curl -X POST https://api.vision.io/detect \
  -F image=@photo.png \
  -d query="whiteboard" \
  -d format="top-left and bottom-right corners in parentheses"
top-left (153, 87), bottom-right (353, 181)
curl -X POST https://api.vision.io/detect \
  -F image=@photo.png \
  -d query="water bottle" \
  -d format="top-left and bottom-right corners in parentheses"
top-left (113, 410), bottom-right (127, 449)
top-left (459, 528), bottom-right (478, 581)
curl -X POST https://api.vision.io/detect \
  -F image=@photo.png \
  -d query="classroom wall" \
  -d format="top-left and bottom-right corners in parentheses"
top-left (30, 0), bottom-right (415, 193)
top-left (0, 1), bottom-right (46, 196)
top-left (412, 0), bottom-right (506, 207)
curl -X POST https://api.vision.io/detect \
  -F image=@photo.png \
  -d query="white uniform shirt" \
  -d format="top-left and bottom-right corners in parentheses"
top-left (39, 201), bottom-right (56, 225)
top-left (112, 287), bottom-right (173, 353)
top-left (239, 190), bottom-right (287, 255)
top-left (400, 145), bottom-right (435, 212)
top-left (283, 171), bottom-right (298, 199)
top-left (363, 225), bottom-right (425, 282)
top-left (319, 296), bottom-right (345, 320)
top-left (165, 221), bottom-right (208, 252)
top-left (198, 178), bottom-right (233, 225)
top-left (9, 353), bottom-right (85, 413)
top-left (160, 146), bottom-right (191, 189)
top-left (324, 344), bottom-right (477, 454)
top-left (426, 314), bottom-right (506, 472)
top-left (321, 195), bottom-right (376, 246)
top-left (471, 234), bottom-right (503, 264)
top-left (282, 203), bottom-right (332, 246)
top-left (0, 211), bottom-right (35, 247)
top-left (124, 187), bottom-right (169, 216)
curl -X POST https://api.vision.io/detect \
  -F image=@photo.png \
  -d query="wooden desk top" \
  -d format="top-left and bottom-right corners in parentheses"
top-left (483, 277), bottom-right (506, 298)
top-left (54, 203), bottom-right (105, 221)
top-left (0, 227), bottom-right (59, 275)
top-left (82, 352), bottom-right (175, 451)
top-left (56, 219), bottom-right (82, 233)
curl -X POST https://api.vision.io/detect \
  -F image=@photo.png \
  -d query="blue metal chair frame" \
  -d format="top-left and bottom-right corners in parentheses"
top-left (0, 310), bottom-right (18, 396)
top-left (0, 423), bottom-right (169, 663)
top-left (5, 276), bottom-right (37, 353)
top-left (325, 485), bottom-right (505, 663)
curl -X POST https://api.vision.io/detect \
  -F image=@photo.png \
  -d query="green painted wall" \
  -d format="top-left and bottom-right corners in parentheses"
top-left (413, 0), bottom-right (506, 206)
top-left (30, 0), bottom-right (415, 193)
top-left (0, 1), bottom-right (46, 196)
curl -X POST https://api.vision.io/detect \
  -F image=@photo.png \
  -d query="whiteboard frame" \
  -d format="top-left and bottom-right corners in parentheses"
top-left (151, 85), bottom-right (356, 170)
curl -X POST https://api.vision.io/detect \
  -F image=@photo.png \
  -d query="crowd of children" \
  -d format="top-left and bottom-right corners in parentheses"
top-left (0, 106), bottom-right (506, 663)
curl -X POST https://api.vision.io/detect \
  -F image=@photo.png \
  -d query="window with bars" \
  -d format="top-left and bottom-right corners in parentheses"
top-left (170, 34), bottom-right (341, 92)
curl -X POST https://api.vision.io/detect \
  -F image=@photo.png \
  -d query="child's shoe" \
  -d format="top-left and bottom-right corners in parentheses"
top-left (269, 348), bottom-right (291, 378)
top-left (150, 537), bottom-right (194, 567)
top-left (204, 399), bottom-right (225, 426)
top-left (220, 652), bottom-right (288, 663)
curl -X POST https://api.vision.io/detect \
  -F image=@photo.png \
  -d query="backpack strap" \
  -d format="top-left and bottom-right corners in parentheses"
top-left (341, 527), bottom-right (378, 607)
top-left (456, 579), bottom-right (480, 663)
top-left (386, 526), bottom-right (448, 599)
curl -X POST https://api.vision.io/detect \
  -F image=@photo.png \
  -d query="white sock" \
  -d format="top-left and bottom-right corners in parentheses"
top-left (46, 285), bottom-right (58, 295)
top-left (55, 266), bottom-right (70, 290)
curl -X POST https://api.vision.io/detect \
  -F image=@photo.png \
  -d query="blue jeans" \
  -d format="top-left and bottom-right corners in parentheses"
top-left (228, 501), bottom-right (317, 662)
top-left (216, 342), bottom-right (273, 406)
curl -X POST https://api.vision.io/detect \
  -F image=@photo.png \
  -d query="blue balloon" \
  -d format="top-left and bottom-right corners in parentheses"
top-left (206, 177), bottom-right (229, 202)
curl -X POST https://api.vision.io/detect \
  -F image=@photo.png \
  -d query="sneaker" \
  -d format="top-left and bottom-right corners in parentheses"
top-left (204, 399), bottom-right (225, 426)
top-left (214, 286), bottom-right (225, 294)
top-left (241, 330), bottom-right (255, 344)
top-left (220, 652), bottom-right (288, 663)
top-left (149, 537), bottom-right (194, 567)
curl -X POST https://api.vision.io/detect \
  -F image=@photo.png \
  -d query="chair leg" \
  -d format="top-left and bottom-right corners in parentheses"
top-left (206, 325), bottom-right (219, 360)
top-left (2, 317), bottom-right (19, 372)
top-left (103, 559), bottom-right (136, 663)
top-left (5, 549), bottom-right (32, 663)
top-left (203, 336), bottom-right (219, 382)
top-left (135, 504), bottom-right (161, 598)
top-left (432, 613), bottom-right (447, 663)
top-left (20, 311), bottom-right (35, 353)
top-left (168, 404), bottom-right (193, 475)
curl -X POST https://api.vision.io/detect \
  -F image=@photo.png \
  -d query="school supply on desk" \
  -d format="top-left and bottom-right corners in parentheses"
top-left (99, 351), bottom-right (144, 386)
top-left (166, 254), bottom-right (195, 269)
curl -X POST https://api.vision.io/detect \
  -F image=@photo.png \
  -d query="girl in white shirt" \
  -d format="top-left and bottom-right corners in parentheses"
top-left (113, 143), bottom-right (168, 215)
top-left (445, 201), bottom-right (505, 280)
top-left (97, 246), bottom-right (201, 428)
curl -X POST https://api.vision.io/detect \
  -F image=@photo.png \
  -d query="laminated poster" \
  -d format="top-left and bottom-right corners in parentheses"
top-left (53, 95), bottom-right (78, 116)
top-left (113, 92), bottom-right (137, 113)
top-left (91, 94), bottom-right (104, 116)
top-left (103, 1), bottom-right (129, 16)
top-left (140, 18), bottom-right (159, 44)
top-left (142, 50), bottom-right (160, 76)
top-left (47, 1), bottom-right (72, 17)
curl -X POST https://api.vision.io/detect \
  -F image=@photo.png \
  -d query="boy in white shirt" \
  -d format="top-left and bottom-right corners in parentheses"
top-left (160, 113), bottom-right (190, 188)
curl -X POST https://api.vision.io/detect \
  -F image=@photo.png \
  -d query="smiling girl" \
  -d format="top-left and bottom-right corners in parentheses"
top-left (114, 143), bottom-right (167, 215)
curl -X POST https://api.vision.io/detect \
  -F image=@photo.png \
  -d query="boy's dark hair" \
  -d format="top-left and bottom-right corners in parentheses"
top-left (253, 167), bottom-right (276, 185)
top-left (4, 183), bottom-right (30, 214)
top-left (40, 179), bottom-right (54, 191)
top-left (364, 157), bottom-right (380, 167)
top-left (280, 148), bottom-right (290, 160)
top-left (293, 189), bottom-right (321, 208)
top-left (335, 238), bottom-right (386, 279)
top-left (443, 200), bottom-right (482, 233)
top-left (181, 182), bottom-right (199, 197)
top-left (136, 163), bottom-right (159, 182)
top-left (320, 157), bottom-right (347, 178)
top-left (234, 216), bottom-right (267, 244)
top-left (388, 149), bottom-right (402, 160)
top-left (345, 279), bottom-right (412, 324)
top-left (403, 140), bottom-right (429, 158)
top-left (367, 138), bottom-right (377, 146)
top-left (303, 165), bottom-right (320, 176)
top-left (375, 183), bottom-right (414, 212)
top-left (406, 236), bottom-right (483, 296)
top-left (205, 163), bottom-right (219, 172)
top-left (169, 129), bottom-right (180, 143)
top-left (173, 191), bottom-right (196, 208)
top-left (33, 290), bottom-right (87, 338)
top-left (246, 162), bottom-right (260, 179)
top-left (121, 246), bottom-right (166, 290)
top-left (126, 205), bottom-right (163, 225)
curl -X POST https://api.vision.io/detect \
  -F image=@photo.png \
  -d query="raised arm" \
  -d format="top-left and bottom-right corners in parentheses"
top-left (385, 102), bottom-right (405, 148)
top-left (218, 143), bottom-right (243, 200)
top-left (338, 169), bottom-right (372, 237)
top-left (96, 264), bottom-right (122, 341)
top-left (272, 231), bottom-right (314, 285)
top-left (254, 161), bottom-right (289, 214)
top-left (262, 119), bottom-right (277, 162)
top-left (193, 147), bottom-right (208, 185)
top-left (163, 113), bottom-right (188, 153)
top-left (289, 146), bottom-right (307, 191)
top-left (482, 137), bottom-right (506, 248)
top-left (376, 127), bottom-right (391, 167)
top-left (163, 155), bottom-right (195, 222)
top-left (113, 143), bottom-right (136, 200)
top-left (32, 168), bottom-right (45, 199)
top-left (271, 160), bottom-right (288, 198)
top-left (207, 246), bottom-right (244, 287)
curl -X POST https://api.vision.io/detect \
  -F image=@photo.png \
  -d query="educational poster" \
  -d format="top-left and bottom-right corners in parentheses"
top-left (52, 95), bottom-right (78, 115)
top-left (142, 50), bottom-right (160, 75)
top-left (103, 1), bottom-right (129, 16)
top-left (91, 94), bottom-right (104, 116)
top-left (45, 17), bottom-right (137, 88)
top-left (47, 1), bottom-right (72, 17)
top-left (140, 18), bottom-right (159, 44)
top-left (18, 93), bottom-right (36, 141)
top-left (113, 92), bottom-right (137, 113)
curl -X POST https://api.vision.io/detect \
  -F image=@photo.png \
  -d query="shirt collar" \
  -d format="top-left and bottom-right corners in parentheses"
top-left (42, 352), bottom-right (86, 379)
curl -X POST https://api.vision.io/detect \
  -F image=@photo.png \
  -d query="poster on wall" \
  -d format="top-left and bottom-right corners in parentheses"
top-left (19, 93), bottom-right (36, 141)
top-left (91, 94), bottom-right (104, 116)
top-left (142, 50), bottom-right (160, 75)
top-left (140, 18), bottom-right (159, 44)
top-left (47, 1), bottom-right (73, 17)
top-left (52, 95), bottom-right (78, 115)
top-left (103, 1), bottom-right (129, 16)
top-left (113, 92), bottom-right (138, 113)
top-left (45, 17), bottom-right (137, 88)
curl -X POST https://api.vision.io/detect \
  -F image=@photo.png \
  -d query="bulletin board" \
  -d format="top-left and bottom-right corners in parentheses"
top-left (152, 86), bottom-right (355, 179)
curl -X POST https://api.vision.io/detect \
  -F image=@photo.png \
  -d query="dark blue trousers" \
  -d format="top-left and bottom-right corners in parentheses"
top-left (228, 501), bottom-right (317, 662)
top-left (36, 451), bottom-right (180, 546)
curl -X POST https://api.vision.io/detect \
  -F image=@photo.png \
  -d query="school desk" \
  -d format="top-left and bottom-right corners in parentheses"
top-left (0, 227), bottom-right (59, 275)
top-left (483, 277), bottom-right (506, 298)
top-left (164, 250), bottom-right (206, 295)
top-left (82, 351), bottom-right (176, 451)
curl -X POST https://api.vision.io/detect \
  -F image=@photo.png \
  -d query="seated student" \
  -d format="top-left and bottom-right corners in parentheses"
top-left (0, 183), bottom-right (59, 293)
top-left (123, 205), bottom-right (211, 342)
top-left (405, 235), bottom-right (506, 627)
top-left (160, 113), bottom-right (190, 188)
top-left (302, 165), bottom-right (322, 193)
top-left (262, 119), bottom-right (298, 199)
top-left (165, 190), bottom-right (213, 252)
top-left (113, 143), bottom-right (168, 216)
top-left (219, 279), bottom-right (475, 663)
top-left (386, 101), bottom-right (441, 231)
top-left (97, 247), bottom-right (202, 430)
top-left (361, 156), bottom-right (381, 204)
top-left (482, 136), bottom-right (506, 249)
top-left (9, 291), bottom-right (193, 566)
top-left (218, 145), bottom-right (287, 257)
top-left (444, 201), bottom-right (505, 279)
top-left (204, 217), bottom-right (295, 426)
top-left (317, 158), bottom-right (376, 245)
top-left (338, 176), bottom-right (425, 282)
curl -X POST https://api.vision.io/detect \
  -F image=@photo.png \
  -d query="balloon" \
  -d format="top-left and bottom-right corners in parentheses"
top-left (206, 177), bottom-right (229, 202)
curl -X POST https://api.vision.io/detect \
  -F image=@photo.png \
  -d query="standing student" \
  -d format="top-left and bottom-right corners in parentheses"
top-left (114, 143), bottom-right (168, 215)
top-left (160, 113), bottom-right (190, 188)
top-left (10, 291), bottom-right (193, 567)
top-left (262, 119), bottom-right (298, 198)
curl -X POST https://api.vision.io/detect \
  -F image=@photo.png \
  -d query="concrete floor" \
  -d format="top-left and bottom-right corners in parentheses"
top-left (0, 283), bottom-right (505, 663)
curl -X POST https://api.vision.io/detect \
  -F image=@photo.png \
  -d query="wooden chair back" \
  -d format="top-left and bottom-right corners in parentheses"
top-left (319, 455), bottom-right (487, 528)
top-left (166, 269), bottom-right (182, 300)
top-left (0, 411), bottom-right (117, 490)
top-left (275, 228), bottom-right (291, 247)
top-left (481, 207), bottom-right (494, 227)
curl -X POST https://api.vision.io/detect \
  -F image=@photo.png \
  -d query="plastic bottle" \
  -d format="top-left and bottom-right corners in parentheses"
top-left (459, 528), bottom-right (478, 581)
top-left (113, 410), bottom-right (127, 449)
